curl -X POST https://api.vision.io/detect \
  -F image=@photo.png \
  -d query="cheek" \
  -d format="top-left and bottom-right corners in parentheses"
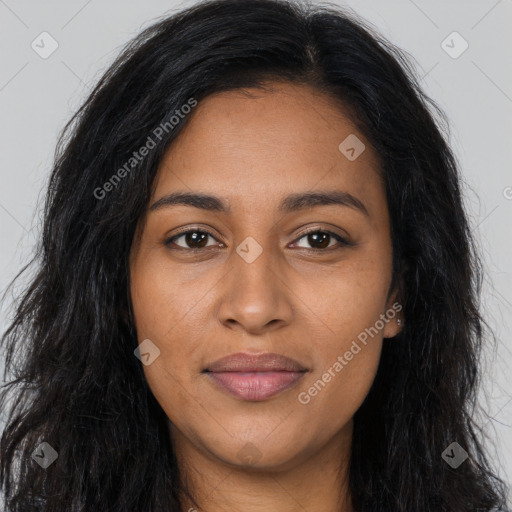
top-left (130, 251), bottom-right (214, 345)
top-left (295, 246), bottom-right (392, 341)
top-left (297, 338), bottom-right (382, 443)
top-left (293, 248), bottom-right (390, 419)
top-left (129, 253), bottom-right (215, 420)
top-left (297, 273), bottom-right (386, 426)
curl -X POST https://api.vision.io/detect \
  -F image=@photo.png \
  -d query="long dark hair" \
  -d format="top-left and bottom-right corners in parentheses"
top-left (1, 0), bottom-right (509, 510)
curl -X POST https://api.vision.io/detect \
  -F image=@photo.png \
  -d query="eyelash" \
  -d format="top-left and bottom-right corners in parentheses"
top-left (164, 227), bottom-right (352, 252)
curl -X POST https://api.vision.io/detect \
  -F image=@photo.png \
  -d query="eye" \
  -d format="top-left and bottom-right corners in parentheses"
top-left (164, 227), bottom-right (351, 252)
top-left (291, 229), bottom-right (351, 251)
top-left (164, 229), bottom-right (224, 250)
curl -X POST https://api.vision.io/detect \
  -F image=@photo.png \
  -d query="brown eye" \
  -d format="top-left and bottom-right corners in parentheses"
top-left (164, 228), bottom-right (351, 252)
top-left (292, 230), bottom-right (350, 250)
top-left (165, 229), bottom-right (221, 250)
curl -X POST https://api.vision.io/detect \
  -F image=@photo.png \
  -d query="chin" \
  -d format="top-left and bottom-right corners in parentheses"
top-left (204, 433), bottom-right (313, 473)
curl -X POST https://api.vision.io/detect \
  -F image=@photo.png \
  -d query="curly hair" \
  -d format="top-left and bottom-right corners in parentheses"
top-left (1, 0), bottom-right (509, 510)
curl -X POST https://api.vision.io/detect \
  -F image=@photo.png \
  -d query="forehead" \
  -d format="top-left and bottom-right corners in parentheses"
top-left (152, 82), bottom-right (383, 216)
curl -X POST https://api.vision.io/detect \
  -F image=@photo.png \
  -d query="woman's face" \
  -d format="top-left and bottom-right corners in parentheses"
top-left (129, 82), bottom-right (402, 471)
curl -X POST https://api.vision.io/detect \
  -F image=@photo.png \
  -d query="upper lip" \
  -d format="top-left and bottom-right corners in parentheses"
top-left (205, 352), bottom-right (307, 373)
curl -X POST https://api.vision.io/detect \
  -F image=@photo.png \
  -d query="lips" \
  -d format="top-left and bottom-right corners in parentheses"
top-left (204, 352), bottom-right (308, 401)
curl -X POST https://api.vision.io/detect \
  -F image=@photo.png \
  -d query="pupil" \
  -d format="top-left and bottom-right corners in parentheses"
top-left (309, 232), bottom-right (329, 249)
top-left (186, 232), bottom-right (208, 248)
top-left (183, 232), bottom-right (332, 249)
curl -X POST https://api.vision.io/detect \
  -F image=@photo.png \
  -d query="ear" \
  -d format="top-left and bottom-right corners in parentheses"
top-left (383, 268), bottom-right (406, 339)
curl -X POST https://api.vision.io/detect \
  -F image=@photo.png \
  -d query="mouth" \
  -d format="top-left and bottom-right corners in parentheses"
top-left (203, 352), bottom-right (308, 402)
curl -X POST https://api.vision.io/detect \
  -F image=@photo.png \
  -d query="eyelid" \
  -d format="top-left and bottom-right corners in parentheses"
top-left (166, 224), bottom-right (223, 240)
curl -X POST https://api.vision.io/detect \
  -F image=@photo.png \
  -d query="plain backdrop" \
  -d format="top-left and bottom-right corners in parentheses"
top-left (1, 0), bottom-right (511, 499)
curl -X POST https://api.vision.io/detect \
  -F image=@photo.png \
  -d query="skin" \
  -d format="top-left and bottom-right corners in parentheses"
top-left (129, 81), bottom-right (403, 512)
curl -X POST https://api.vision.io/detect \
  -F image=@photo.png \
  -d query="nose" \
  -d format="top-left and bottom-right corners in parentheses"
top-left (216, 240), bottom-right (294, 335)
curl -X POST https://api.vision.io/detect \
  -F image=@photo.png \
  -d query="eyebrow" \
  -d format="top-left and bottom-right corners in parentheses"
top-left (149, 190), bottom-right (369, 217)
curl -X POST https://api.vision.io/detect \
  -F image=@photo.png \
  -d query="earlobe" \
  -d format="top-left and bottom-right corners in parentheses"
top-left (384, 264), bottom-right (407, 338)
top-left (383, 290), bottom-right (405, 338)
top-left (394, 315), bottom-right (404, 336)
top-left (383, 311), bottom-right (404, 339)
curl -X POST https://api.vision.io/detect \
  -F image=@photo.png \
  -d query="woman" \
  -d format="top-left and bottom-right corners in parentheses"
top-left (1, 0), bottom-right (510, 510)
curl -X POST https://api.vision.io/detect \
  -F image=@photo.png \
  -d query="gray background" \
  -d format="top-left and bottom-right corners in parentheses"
top-left (1, 0), bottom-right (511, 498)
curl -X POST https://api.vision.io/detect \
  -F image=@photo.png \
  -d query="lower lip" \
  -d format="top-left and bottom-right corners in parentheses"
top-left (206, 371), bottom-right (306, 401)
